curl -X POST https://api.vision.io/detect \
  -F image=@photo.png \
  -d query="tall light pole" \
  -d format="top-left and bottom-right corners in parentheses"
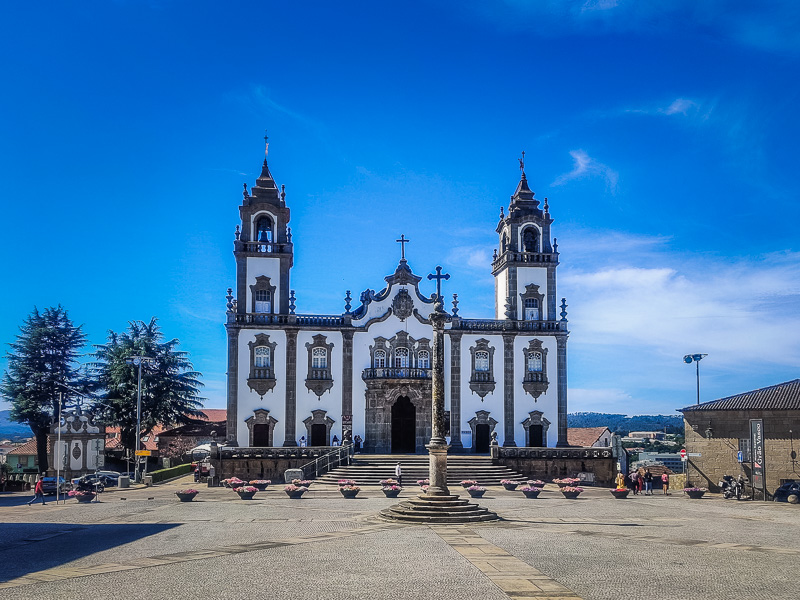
top-left (125, 356), bottom-right (156, 483)
top-left (683, 353), bottom-right (708, 405)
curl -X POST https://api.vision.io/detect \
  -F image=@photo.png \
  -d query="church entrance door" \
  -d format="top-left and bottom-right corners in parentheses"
top-left (252, 423), bottom-right (271, 447)
top-left (310, 424), bottom-right (327, 446)
top-left (391, 396), bottom-right (416, 453)
top-left (529, 424), bottom-right (544, 447)
top-left (475, 424), bottom-right (490, 453)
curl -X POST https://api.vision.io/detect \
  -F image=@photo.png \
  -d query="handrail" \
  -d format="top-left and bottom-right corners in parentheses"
top-left (298, 443), bottom-right (354, 479)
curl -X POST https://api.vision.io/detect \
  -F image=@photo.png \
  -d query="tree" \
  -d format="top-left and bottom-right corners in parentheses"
top-left (1, 306), bottom-right (88, 472)
top-left (91, 318), bottom-right (204, 457)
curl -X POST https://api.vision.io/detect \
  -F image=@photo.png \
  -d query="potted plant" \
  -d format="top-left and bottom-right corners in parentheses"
top-left (610, 488), bottom-right (630, 499)
top-left (291, 479), bottom-right (312, 488)
top-left (249, 480), bottom-right (271, 491)
top-left (223, 477), bottom-right (246, 489)
top-left (501, 479), bottom-right (520, 491)
top-left (527, 479), bottom-right (545, 487)
top-left (417, 479), bottom-right (430, 488)
top-left (560, 486), bottom-right (584, 499)
top-left (382, 484), bottom-right (402, 498)
top-left (176, 488), bottom-right (199, 502)
top-left (337, 479), bottom-right (357, 488)
top-left (460, 479), bottom-right (478, 488)
top-left (235, 485), bottom-right (258, 500)
top-left (519, 486), bottom-right (542, 498)
top-left (380, 478), bottom-right (399, 486)
top-left (284, 484), bottom-right (308, 499)
top-left (69, 490), bottom-right (95, 503)
top-left (467, 485), bottom-right (486, 498)
top-left (553, 478), bottom-right (581, 488)
top-left (340, 484), bottom-right (360, 498)
top-left (684, 487), bottom-right (707, 499)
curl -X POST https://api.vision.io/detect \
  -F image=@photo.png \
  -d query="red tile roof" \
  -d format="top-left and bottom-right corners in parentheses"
top-left (7, 438), bottom-right (51, 455)
top-left (197, 409), bottom-right (226, 422)
top-left (567, 427), bottom-right (611, 447)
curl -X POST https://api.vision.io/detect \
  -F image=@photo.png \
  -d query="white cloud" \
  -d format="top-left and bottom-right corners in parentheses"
top-left (552, 149), bottom-right (618, 192)
top-left (662, 98), bottom-right (698, 116)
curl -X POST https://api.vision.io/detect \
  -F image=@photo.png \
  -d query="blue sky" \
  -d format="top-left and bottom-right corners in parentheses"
top-left (1, 1), bottom-right (799, 416)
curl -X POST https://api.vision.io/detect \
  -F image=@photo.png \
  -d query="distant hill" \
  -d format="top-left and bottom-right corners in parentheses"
top-left (568, 412), bottom-right (683, 435)
top-left (0, 410), bottom-right (32, 439)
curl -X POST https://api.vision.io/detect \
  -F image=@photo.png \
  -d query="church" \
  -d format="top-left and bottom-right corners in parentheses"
top-left (224, 145), bottom-right (570, 453)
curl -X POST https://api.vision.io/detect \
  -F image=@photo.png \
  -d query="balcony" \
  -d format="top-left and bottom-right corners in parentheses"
top-left (362, 367), bottom-right (431, 380)
top-left (247, 368), bottom-right (276, 397)
top-left (450, 319), bottom-right (563, 332)
top-left (236, 240), bottom-right (293, 255)
top-left (522, 372), bottom-right (549, 399)
top-left (469, 371), bottom-right (495, 398)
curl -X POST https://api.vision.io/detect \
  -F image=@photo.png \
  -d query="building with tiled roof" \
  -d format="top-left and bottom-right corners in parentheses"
top-left (680, 379), bottom-right (800, 497)
top-left (567, 427), bottom-right (612, 447)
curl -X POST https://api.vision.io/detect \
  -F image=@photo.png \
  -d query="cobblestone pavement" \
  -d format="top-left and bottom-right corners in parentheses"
top-left (1, 477), bottom-right (798, 599)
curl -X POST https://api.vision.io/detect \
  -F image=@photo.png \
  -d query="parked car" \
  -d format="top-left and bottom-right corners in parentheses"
top-left (773, 480), bottom-right (800, 503)
top-left (71, 473), bottom-right (116, 490)
top-left (41, 476), bottom-right (70, 495)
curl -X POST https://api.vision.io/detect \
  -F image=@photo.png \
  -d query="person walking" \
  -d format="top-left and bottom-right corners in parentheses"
top-left (354, 435), bottom-right (362, 453)
top-left (629, 470), bottom-right (639, 495)
top-left (644, 469), bottom-right (654, 495)
top-left (395, 462), bottom-right (402, 486)
top-left (27, 476), bottom-right (46, 506)
top-left (661, 471), bottom-right (670, 495)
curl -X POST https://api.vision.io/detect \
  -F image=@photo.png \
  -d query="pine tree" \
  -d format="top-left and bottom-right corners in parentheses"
top-left (1, 306), bottom-right (88, 472)
top-left (91, 318), bottom-right (204, 458)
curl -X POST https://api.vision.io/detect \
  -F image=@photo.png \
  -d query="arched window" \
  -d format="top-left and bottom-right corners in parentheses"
top-left (524, 298), bottom-right (539, 321)
top-left (255, 289), bottom-right (271, 313)
top-left (254, 346), bottom-right (271, 368)
top-left (417, 350), bottom-right (430, 369)
top-left (394, 348), bottom-right (409, 368)
top-left (374, 350), bottom-right (386, 368)
top-left (475, 350), bottom-right (490, 372)
top-left (527, 351), bottom-right (543, 373)
top-left (255, 216), bottom-right (273, 243)
top-left (523, 228), bottom-right (538, 253)
top-left (502, 233), bottom-right (508, 253)
top-left (312, 348), bottom-right (327, 369)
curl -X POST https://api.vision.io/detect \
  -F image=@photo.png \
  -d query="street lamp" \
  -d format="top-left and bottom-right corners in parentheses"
top-left (683, 353), bottom-right (708, 405)
top-left (125, 356), bottom-right (156, 483)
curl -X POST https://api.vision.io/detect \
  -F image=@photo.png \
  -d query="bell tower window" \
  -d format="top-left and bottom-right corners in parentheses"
top-left (250, 276), bottom-right (276, 315)
top-left (255, 216), bottom-right (273, 242)
top-left (524, 298), bottom-right (539, 321)
top-left (255, 290), bottom-right (271, 313)
top-left (519, 283), bottom-right (545, 322)
top-left (522, 227), bottom-right (539, 253)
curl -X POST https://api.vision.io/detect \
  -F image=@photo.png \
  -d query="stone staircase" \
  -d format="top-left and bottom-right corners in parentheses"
top-left (315, 454), bottom-right (527, 487)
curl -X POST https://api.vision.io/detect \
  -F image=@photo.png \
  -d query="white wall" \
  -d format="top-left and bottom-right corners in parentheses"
top-left (237, 329), bottom-right (287, 445)
top-left (516, 267), bottom-right (549, 319)
top-left (245, 256), bottom-right (283, 313)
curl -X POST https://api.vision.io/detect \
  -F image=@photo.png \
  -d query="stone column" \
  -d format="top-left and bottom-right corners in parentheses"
top-left (427, 303), bottom-right (449, 496)
top-left (283, 329), bottom-right (299, 447)
top-left (448, 332), bottom-right (463, 452)
top-left (225, 327), bottom-right (239, 445)
top-left (502, 333), bottom-right (517, 447)
top-left (342, 330), bottom-right (354, 430)
top-left (556, 334), bottom-right (569, 447)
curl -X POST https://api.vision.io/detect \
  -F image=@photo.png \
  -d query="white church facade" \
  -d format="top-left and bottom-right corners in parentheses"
top-left (224, 149), bottom-right (570, 452)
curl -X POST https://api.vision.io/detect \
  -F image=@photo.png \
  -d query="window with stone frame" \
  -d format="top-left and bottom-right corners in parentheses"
top-left (519, 283), bottom-right (544, 321)
top-left (374, 349), bottom-right (387, 368)
top-left (247, 334), bottom-right (277, 398)
top-left (417, 349), bottom-right (430, 369)
top-left (305, 334), bottom-right (334, 398)
top-left (522, 226), bottom-right (539, 253)
top-left (468, 338), bottom-right (495, 399)
top-left (522, 338), bottom-right (549, 400)
top-left (394, 347), bottom-right (409, 368)
top-left (250, 275), bottom-right (276, 314)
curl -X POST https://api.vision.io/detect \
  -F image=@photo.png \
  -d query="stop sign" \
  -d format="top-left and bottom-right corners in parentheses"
top-left (680, 448), bottom-right (687, 458)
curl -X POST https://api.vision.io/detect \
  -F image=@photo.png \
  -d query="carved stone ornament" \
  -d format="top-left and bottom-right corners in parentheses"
top-left (72, 443), bottom-right (82, 460)
top-left (392, 288), bottom-right (414, 320)
top-left (248, 378), bottom-right (276, 398)
top-left (522, 339), bottom-right (549, 399)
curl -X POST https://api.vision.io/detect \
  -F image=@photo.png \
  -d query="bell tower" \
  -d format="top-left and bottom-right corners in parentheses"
top-left (491, 154), bottom-right (558, 322)
top-left (234, 137), bottom-right (293, 317)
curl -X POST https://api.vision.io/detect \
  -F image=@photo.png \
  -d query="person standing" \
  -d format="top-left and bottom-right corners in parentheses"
top-left (331, 435), bottom-right (340, 447)
top-left (354, 435), bottom-right (362, 453)
top-left (661, 471), bottom-right (670, 495)
top-left (629, 470), bottom-right (639, 495)
top-left (644, 469), bottom-right (653, 495)
top-left (395, 462), bottom-right (402, 486)
top-left (299, 436), bottom-right (307, 448)
top-left (27, 476), bottom-right (46, 506)
top-left (615, 471), bottom-right (626, 489)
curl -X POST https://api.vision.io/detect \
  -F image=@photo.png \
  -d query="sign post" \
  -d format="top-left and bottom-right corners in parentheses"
top-left (750, 419), bottom-right (765, 500)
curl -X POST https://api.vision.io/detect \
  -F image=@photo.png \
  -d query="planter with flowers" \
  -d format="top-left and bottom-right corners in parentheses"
top-left (249, 480), bottom-right (271, 491)
top-left (69, 490), bottom-right (95, 503)
top-left (684, 487), bottom-right (707, 499)
top-left (235, 486), bottom-right (258, 500)
top-left (560, 486), bottom-right (584, 499)
top-left (337, 479), bottom-right (357, 488)
top-left (466, 485), bottom-right (486, 498)
top-left (380, 478), bottom-right (399, 487)
top-left (501, 479), bottom-right (520, 491)
top-left (460, 480), bottom-right (478, 488)
top-left (291, 479), bottom-right (312, 488)
top-left (284, 484), bottom-right (308, 499)
top-left (382, 485), bottom-right (402, 498)
top-left (519, 486), bottom-right (543, 499)
top-left (176, 489), bottom-right (199, 502)
top-left (417, 479), bottom-right (430, 488)
top-left (527, 479), bottom-right (546, 487)
top-left (553, 478), bottom-right (581, 488)
top-left (610, 488), bottom-right (630, 499)
top-left (223, 477), bottom-right (246, 489)
top-left (339, 484), bottom-right (360, 499)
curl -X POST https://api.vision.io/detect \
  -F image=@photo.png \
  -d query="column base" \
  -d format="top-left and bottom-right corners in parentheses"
top-left (502, 441), bottom-right (517, 447)
top-left (283, 441), bottom-right (298, 447)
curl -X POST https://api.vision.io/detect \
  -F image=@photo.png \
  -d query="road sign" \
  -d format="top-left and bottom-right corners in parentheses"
top-left (135, 450), bottom-right (151, 457)
top-left (688, 453), bottom-right (701, 457)
top-left (96, 454), bottom-right (105, 467)
top-left (680, 448), bottom-right (687, 458)
top-left (737, 451), bottom-right (744, 463)
top-left (681, 456), bottom-right (687, 462)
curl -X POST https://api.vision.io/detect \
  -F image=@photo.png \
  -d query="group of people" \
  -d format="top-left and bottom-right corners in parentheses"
top-left (297, 433), bottom-right (363, 450)
top-left (618, 468), bottom-right (669, 495)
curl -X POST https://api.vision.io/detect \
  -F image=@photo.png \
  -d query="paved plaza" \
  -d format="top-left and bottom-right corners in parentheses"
top-left (1, 476), bottom-right (798, 599)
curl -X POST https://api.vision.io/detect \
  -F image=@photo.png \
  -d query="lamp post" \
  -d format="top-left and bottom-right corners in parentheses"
top-left (125, 356), bottom-right (156, 483)
top-left (683, 353), bottom-right (708, 405)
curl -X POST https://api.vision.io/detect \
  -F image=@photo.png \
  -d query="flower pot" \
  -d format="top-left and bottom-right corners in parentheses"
top-left (522, 490), bottom-right (541, 499)
top-left (251, 483), bottom-right (269, 491)
top-left (237, 491), bottom-right (256, 500)
top-left (561, 491), bottom-right (581, 499)
top-left (285, 490), bottom-right (306, 499)
top-left (176, 492), bottom-right (198, 502)
top-left (610, 490), bottom-right (630, 499)
top-left (502, 483), bottom-right (519, 491)
top-left (76, 494), bottom-right (95, 503)
top-left (468, 490), bottom-right (486, 498)
top-left (340, 489), bottom-right (359, 499)
top-left (686, 491), bottom-right (706, 499)
top-left (382, 489), bottom-right (401, 498)
top-left (461, 482), bottom-right (477, 488)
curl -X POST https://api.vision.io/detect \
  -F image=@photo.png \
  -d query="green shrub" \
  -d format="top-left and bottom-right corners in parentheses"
top-left (149, 463), bottom-right (193, 483)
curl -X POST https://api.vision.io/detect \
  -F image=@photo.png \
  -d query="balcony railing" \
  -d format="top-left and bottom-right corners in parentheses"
top-left (236, 241), bottom-right (293, 254)
top-left (492, 251), bottom-right (557, 270)
top-left (451, 319), bottom-right (563, 332)
top-left (523, 372), bottom-right (547, 383)
top-left (362, 367), bottom-right (431, 380)
top-left (250, 367), bottom-right (274, 380)
top-left (308, 368), bottom-right (332, 380)
top-left (470, 371), bottom-right (494, 383)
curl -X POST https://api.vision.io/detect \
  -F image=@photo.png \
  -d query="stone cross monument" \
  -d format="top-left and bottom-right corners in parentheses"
top-left (426, 296), bottom-right (449, 496)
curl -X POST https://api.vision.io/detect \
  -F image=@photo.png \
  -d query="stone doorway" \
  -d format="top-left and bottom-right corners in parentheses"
top-left (363, 381), bottom-right (431, 454)
top-left (252, 424), bottom-right (271, 446)
top-left (310, 423), bottom-right (327, 446)
top-left (475, 424), bottom-right (491, 453)
top-left (468, 410), bottom-right (498, 454)
top-left (529, 425), bottom-right (544, 447)
top-left (391, 396), bottom-right (416, 453)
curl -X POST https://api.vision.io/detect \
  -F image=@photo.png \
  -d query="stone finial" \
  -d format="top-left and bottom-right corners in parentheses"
top-left (499, 206), bottom-right (504, 220)
top-left (553, 237), bottom-right (558, 252)
top-left (226, 288), bottom-right (234, 312)
top-left (287, 226), bottom-right (292, 243)
top-left (451, 293), bottom-right (459, 317)
top-left (493, 248), bottom-right (498, 261)
top-left (344, 290), bottom-right (352, 314)
top-left (560, 298), bottom-right (568, 322)
top-left (280, 184), bottom-right (286, 205)
top-left (235, 225), bottom-right (240, 241)
top-left (289, 290), bottom-right (296, 315)
top-left (544, 197), bottom-right (549, 213)
top-left (504, 296), bottom-right (515, 320)
top-left (243, 183), bottom-right (249, 200)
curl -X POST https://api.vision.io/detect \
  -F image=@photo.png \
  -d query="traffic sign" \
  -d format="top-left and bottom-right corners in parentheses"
top-left (680, 448), bottom-right (687, 458)
top-left (737, 451), bottom-right (743, 462)
top-left (688, 453), bottom-right (701, 457)
top-left (135, 450), bottom-right (151, 456)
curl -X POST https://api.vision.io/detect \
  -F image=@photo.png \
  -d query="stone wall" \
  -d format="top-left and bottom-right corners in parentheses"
top-left (684, 409), bottom-right (800, 495)
top-left (491, 446), bottom-right (616, 486)
top-left (210, 445), bottom-right (350, 482)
